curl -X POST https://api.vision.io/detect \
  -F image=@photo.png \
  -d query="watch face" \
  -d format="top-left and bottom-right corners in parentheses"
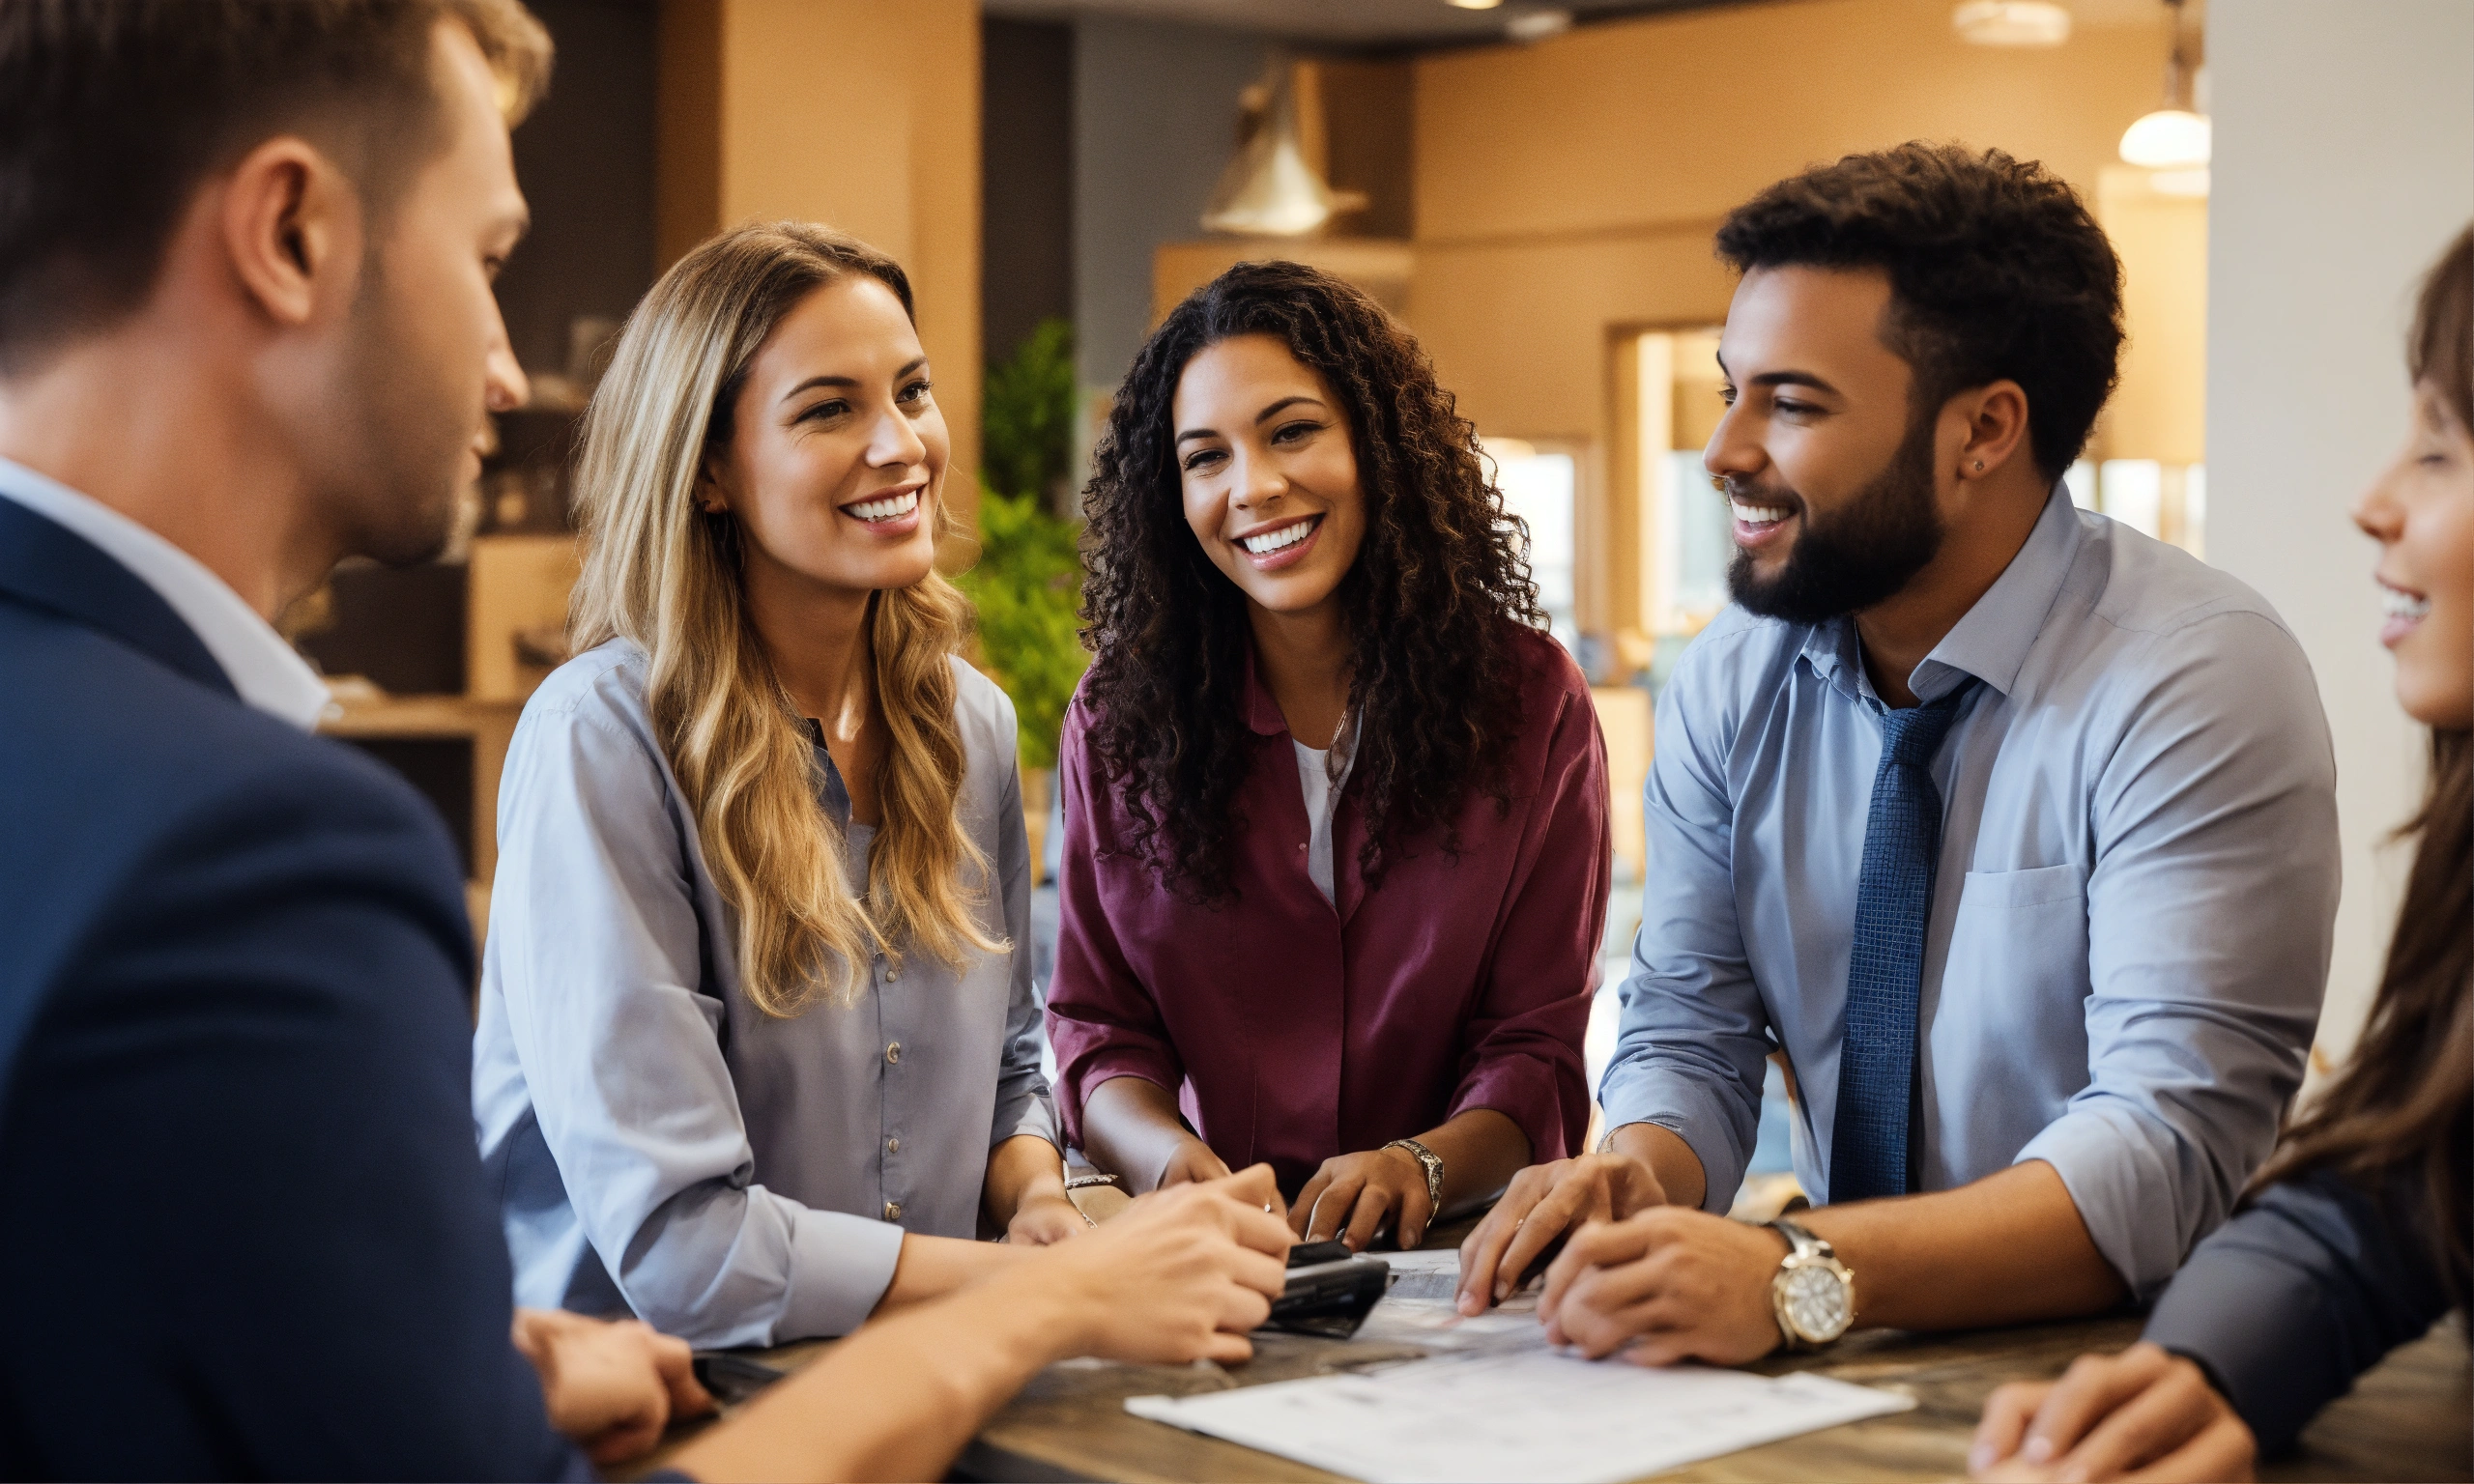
top-left (1780, 1262), bottom-right (1851, 1340)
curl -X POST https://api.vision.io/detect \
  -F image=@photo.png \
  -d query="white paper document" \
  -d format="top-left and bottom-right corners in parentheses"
top-left (1125, 1348), bottom-right (1915, 1484)
top-left (1352, 1251), bottom-right (1541, 1352)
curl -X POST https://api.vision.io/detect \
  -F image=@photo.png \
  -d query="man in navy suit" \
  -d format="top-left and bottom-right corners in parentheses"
top-left (0, 2), bottom-right (705, 1474)
top-left (0, 4), bottom-right (1300, 1478)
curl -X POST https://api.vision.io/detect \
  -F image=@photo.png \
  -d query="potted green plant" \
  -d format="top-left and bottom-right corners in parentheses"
top-left (960, 318), bottom-right (1087, 878)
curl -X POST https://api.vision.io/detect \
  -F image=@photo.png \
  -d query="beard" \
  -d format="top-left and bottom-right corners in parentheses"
top-left (1725, 409), bottom-right (1943, 625)
top-left (326, 257), bottom-right (472, 569)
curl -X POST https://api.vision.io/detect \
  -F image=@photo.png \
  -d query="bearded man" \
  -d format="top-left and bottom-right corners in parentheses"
top-left (1457, 143), bottom-right (2342, 1365)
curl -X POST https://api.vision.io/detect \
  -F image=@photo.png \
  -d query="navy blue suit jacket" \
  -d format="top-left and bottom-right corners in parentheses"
top-left (0, 497), bottom-right (589, 1480)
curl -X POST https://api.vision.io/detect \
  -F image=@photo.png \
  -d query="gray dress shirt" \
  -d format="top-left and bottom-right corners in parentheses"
top-left (1600, 489), bottom-right (2341, 1297)
top-left (473, 640), bottom-right (1055, 1347)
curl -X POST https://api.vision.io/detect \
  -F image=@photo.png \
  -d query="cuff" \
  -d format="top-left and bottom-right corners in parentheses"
top-left (775, 1206), bottom-right (906, 1340)
top-left (1596, 1063), bottom-right (1755, 1215)
top-left (992, 1084), bottom-right (1062, 1151)
top-left (1449, 1055), bottom-right (1583, 1165)
top-left (2013, 1106), bottom-right (2183, 1298)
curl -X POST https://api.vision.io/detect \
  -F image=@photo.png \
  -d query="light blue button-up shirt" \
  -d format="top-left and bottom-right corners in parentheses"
top-left (473, 640), bottom-right (1055, 1347)
top-left (1600, 490), bottom-right (2341, 1297)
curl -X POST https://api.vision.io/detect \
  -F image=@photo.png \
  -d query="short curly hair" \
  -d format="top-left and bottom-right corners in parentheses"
top-left (1078, 260), bottom-right (1543, 904)
top-left (1714, 142), bottom-right (2124, 480)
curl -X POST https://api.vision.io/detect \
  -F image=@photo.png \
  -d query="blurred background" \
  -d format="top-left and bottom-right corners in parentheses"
top-left (291, 0), bottom-right (2471, 1204)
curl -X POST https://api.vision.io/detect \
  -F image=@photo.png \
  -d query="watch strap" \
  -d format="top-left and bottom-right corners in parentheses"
top-left (1383, 1137), bottom-right (1446, 1212)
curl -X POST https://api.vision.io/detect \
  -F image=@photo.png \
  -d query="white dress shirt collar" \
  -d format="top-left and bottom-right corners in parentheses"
top-left (0, 454), bottom-right (330, 730)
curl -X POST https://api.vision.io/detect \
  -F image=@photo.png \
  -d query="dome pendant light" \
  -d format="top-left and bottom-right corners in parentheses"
top-left (2119, 0), bottom-right (2209, 170)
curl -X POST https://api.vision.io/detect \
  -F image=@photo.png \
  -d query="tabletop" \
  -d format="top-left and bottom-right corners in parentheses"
top-left (645, 1280), bottom-right (2469, 1482)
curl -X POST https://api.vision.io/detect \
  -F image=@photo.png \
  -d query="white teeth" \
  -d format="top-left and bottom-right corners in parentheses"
top-left (2380, 585), bottom-right (2431, 620)
top-left (1730, 499), bottom-right (1791, 527)
top-left (1242, 518), bottom-right (1317, 556)
top-left (847, 490), bottom-right (920, 522)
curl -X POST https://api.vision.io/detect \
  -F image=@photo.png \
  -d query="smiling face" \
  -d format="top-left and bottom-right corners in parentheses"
top-left (1709, 266), bottom-right (1949, 622)
top-left (704, 273), bottom-right (945, 599)
top-left (1173, 332), bottom-right (1367, 620)
top-left (2353, 381), bottom-right (2474, 729)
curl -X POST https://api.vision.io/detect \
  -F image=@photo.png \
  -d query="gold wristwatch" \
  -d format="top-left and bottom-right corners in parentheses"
top-left (1766, 1216), bottom-right (1855, 1350)
top-left (1383, 1137), bottom-right (1446, 1213)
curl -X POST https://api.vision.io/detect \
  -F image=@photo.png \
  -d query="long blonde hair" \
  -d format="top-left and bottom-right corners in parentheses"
top-left (570, 221), bottom-right (998, 1016)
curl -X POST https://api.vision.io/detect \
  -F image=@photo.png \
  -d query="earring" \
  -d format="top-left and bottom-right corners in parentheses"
top-left (1972, 460), bottom-right (1984, 471)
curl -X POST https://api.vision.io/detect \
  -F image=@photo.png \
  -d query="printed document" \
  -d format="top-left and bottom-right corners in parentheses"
top-left (1126, 1348), bottom-right (1915, 1484)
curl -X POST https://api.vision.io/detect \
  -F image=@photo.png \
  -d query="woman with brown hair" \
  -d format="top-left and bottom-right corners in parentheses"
top-left (1047, 260), bottom-right (1611, 1249)
top-left (472, 222), bottom-right (1086, 1350)
top-left (1969, 225), bottom-right (2474, 1482)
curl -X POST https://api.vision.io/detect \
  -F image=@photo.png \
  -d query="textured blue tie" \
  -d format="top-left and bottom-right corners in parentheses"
top-left (1829, 684), bottom-right (1973, 1204)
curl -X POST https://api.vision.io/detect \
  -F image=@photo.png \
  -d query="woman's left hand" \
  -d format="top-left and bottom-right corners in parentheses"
top-left (1293, 1147), bottom-right (1433, 1249)
top-left (1007, 1191), bottom-right (1089, 1245)
top-left (1970, 1343), bottom-right (2256, 1482)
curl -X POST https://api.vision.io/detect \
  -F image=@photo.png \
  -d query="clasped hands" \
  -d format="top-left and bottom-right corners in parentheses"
top-left (1449, 1152), bottom-right (1791, 1366)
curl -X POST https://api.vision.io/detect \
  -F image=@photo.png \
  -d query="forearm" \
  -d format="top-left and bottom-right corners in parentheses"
top-left (1080, 1075), bottom-right (1195, 1192)
top-left (1610, 1121), bottom-right (1709, 1213)
top-left (676, 1270), bottom-right (1076, 1483)
top-left (1800, 1158), bottom-right (2125, 1331)
top-left (870, 1232), bottom-right (1026, 1318)
top-left (981, 1133), bottom-right (1068, 1228)
top-left (1416, 1108), bottom-right (1531, 1213)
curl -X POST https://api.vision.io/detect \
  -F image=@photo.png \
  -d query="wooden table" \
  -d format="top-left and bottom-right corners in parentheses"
top-left (649, 1300), bottom-right (2468, 1482)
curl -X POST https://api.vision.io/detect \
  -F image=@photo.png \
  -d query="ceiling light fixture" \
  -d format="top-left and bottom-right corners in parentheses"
top-left (1952, 1), bottom-right (2072, 46)
top-left (1506, 9), bottom-right (1572, 43)
top-left (1446, 0), bottom-right (1504, 10)
top-left (2119, 0), bottom-right (2209, 169)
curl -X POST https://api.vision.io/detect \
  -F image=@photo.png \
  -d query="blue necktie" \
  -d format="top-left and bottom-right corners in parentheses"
top-left (1829, 684), bottom-right (1972, 1204)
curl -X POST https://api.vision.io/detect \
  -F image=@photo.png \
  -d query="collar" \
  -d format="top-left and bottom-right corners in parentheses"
top-left (0, 456), bottom-right (331, 729)
top-left (1798, 482), bottom-right (2082, 705)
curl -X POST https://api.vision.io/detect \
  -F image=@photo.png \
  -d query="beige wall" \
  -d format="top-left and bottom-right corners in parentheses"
top-left (657, 0), bottom-right (983, 513)
top-left (1405, 0), bottom-right (2171, 447)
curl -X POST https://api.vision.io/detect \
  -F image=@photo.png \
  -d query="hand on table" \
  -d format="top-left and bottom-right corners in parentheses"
top-left (509, 1306), bottom-right (714, 1465)
top-left (1971, 1343), bottom-right (2256, 1482)
top-left (1040, 1163), bottom-right (1293, 1365)
top-left (1006, 1190), bottom-right (1089, 1245)
top-left (1532, 1207), bottom-right (1787, 1365)
top-left (1293, 1145), bottom-right (1433, 1250)
top-left (1455, 1152), bottom-right (1669, 1313)
top-left (1153, 1135), bottom-right (1235, 1189)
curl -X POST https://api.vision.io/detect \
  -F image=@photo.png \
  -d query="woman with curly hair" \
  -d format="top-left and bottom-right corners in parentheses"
top-left (472, 223), bottom-right (1087, 1351)
top-left (1047, 261), bottom-right (1612, 1249)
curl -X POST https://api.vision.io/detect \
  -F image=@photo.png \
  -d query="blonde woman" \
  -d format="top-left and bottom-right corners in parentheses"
top-left (473, 222), bottom-right (1082, 1350)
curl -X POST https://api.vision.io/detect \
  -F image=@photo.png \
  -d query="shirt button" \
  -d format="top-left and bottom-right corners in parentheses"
top-left (882, 1201), bottom-right (902, 1221)
top-left (885, 1136), bottom-right (900, 1154)
top-left (885, 967), bottom-right (900, 982)
top-left (885, 1041), bottom-right (903, 1066)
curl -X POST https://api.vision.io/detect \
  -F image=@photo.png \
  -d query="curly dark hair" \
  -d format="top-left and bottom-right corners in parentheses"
top-left (1714, 141), bottom-right (2124, 480)
top-left (1078, 260), bottom-right (1544, 903)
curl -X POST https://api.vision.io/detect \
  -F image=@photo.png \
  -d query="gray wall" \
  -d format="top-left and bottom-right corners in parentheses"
top-left (983, 17), bottom-right (1076, 371)
top-left (1072, 15), bottom-right (1272, 397)
top-left (2206, 0), bottom-right (2474, 1065)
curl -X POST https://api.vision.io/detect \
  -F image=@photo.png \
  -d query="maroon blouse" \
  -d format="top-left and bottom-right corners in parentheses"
top-left (1046, 624), bottom-right (1610, 1193)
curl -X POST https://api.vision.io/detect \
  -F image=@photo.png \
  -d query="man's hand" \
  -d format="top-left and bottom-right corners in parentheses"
top-left (1293, 1146), bottom-right (1431, 1249)
top-left (1455, 1152), bottom-right (1667, 1313)
top-left (1040, 1164), bottom-right (1292, 1365)
top-left (1154, 1135), bottom-right (1234, 1188)
top-left (1534, 1208), bottom-right (1785, 1366)
top-left (509, 1307), bottom-right (713, 1465)
top-left (1006, 1190), bottom-right (1089, 1245)
top-left (1971, 1343), bottom-right (2256, 1482)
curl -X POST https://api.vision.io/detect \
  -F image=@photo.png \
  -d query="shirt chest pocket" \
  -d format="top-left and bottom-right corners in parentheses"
top-left (1942, 863), bottom-right (2090, 1016)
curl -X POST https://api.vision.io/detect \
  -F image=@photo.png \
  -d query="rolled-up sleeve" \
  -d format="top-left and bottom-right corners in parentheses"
top-left (1597, 639), bottom-right (1773, 1212)
top-left (2143, 1173), bottom-right (2451, 1455)
top-left (986, 699), bottom-right (1059, 1152)
top-left (1044, 699), bottom-right (1187, 1152)
top-left (1445, 681), bottom-right (1606, 1164)
top-left (490, 700), bottom-right (902, 1346)
top-left (2015, 610), bottom-right (2338, 1297)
